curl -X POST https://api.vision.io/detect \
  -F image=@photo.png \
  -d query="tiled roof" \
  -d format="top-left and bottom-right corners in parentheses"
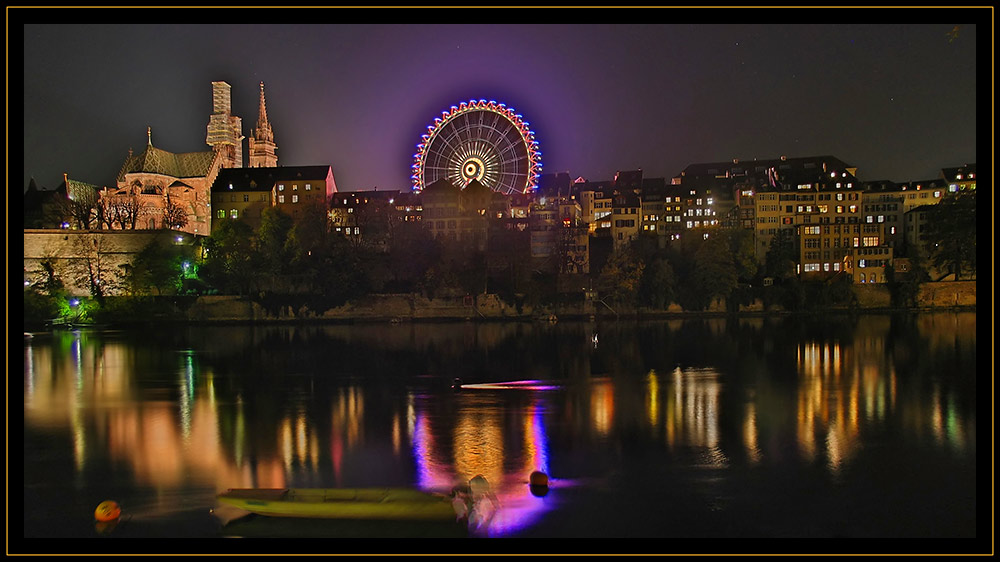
top-left (117, 144), bottom-right (218, 182)
top-left (66, 177), bottom-right (101, 201)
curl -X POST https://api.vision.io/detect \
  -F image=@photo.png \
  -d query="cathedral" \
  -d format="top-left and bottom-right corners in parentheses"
top-left (107, 80), bottom-right (285, 236)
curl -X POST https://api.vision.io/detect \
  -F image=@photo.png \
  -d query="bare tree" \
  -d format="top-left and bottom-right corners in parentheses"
top-left (55, 187), bottom-right (98, 229)
top-left (106, 191), bottom-right (146, 230)
top-left (163, 195), bottom-right (189, 230)
top-left (69, 233), bottom-right (119, 300)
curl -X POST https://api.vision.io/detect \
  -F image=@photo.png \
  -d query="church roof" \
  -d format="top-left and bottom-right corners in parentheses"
top-left (117, 143), bottom-right (218, 183)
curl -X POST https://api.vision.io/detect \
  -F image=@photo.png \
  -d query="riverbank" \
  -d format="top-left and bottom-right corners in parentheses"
top-left (25, 281), bottom-right (976, 330)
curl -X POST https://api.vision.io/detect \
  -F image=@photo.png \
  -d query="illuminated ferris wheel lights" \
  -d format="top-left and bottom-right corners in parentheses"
top-left (412, 98), bottom-right (541, 195)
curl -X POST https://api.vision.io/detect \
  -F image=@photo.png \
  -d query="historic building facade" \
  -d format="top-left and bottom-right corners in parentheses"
top-left (109, 128), bottom-right (223, 236)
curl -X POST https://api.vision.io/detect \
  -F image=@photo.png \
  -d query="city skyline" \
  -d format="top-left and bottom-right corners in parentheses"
top-left (19, 13), bottom-right (983, 194)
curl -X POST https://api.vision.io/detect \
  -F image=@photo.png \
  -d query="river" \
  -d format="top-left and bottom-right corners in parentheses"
top-left (18, 312), bottom-right (983, 554)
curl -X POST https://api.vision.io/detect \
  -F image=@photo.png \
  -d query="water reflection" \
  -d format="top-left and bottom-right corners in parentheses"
top-left (22, 313), bottom-right (977, 538)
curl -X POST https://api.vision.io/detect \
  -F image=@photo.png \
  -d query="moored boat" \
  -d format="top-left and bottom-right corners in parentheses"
top-left (216, 488), bottom-right (456, 521)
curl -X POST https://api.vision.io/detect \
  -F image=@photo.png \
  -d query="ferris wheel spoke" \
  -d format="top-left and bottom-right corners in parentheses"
top-left (414, 104), bottom-right (540, 193)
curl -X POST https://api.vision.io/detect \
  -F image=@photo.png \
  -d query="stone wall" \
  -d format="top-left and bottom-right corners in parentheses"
top-left (23, 229), bottom-right (194, 296)
top-left (915, 280), bottom-right (977, 308)
top-left (853, 284), bottom-right (893, 309)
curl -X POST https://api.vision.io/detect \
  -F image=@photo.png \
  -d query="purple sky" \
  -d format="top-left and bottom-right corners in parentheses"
top-left (19, 14), bottom-right (983, 194)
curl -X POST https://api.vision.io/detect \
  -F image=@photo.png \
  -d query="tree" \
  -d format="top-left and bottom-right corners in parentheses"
top-left (689, 233), bottom-right (738, 310)
top-left (764, 228), bottom-right (797, 281)
top-left (726, 227), bottom-right (758, 282)
top-left (256, 206), bottom-right (294, 276)
top-left (69, 234), bottom-right (118, 302)
top-left (598, 246), bottom-right (645, 305)
top-left (201, 218), bottom-right (257, 295)
top-left (639, 257), bottom-right (676, 309)
top-left (54, 187), bottom-right (98, 230)
top-left (120, 240), bottom-right (190, 295)
top-left (388, 221), bottom-right (441, 292)
top-left (107, 191), bottom-right (145, 230)
top-left (923, 192), bottom-right (976, 280)
top-left (162, 195), bottom-right (189, 230)
top-left (285, 202), bottom-right (332, 270)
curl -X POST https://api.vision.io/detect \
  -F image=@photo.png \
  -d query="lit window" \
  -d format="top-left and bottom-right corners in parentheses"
top-left (278, 195), bottom-right (285, 203)
top-left (278, 184), bottom-right (285, 191)
top-left (305, 184), bottom-right (311, 190)
top-left (292, 195), bottom-right (299, 203)
top-left (230, 209), bottom-right (238, 219)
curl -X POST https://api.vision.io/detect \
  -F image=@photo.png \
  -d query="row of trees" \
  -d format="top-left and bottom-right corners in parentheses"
top-left (36, 184), bottom-right (189, 231)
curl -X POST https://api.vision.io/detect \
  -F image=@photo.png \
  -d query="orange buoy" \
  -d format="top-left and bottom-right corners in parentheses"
top-left (529, 471), bottom-right (548, 487)
top-left (94, 500), bottom-right (121, 522)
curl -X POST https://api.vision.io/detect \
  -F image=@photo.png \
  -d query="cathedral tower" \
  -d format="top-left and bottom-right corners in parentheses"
top-left (248, 82), bottom-right (278, 168)
top-left (206, 81), bottom-right (244, 169)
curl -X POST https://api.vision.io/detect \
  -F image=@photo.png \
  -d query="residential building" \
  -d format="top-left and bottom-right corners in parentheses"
top-left (210, 165), bottom-right (337, 232)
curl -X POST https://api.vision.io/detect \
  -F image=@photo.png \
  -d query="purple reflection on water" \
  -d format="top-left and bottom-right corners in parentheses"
top-left (408, 393), bottom-right (558, 536)
top-left (460, 379), bottom-right (563, 391)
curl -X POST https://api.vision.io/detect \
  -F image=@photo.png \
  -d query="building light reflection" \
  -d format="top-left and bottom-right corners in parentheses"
top-left (743, 400), bottom-right (761, 465)
top-left (590, 378), bottom-right (614, 436)
top-left (646, 370), bottom-right (659, 431)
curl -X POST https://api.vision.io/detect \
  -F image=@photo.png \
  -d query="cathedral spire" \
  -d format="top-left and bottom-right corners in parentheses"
top-left (255, 82), bottom-right (273, 143)
top-left (248, 81), bottom-right (278, 167)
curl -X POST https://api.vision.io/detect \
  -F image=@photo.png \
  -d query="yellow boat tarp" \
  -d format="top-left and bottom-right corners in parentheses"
top-left (217, 488), bottom-right (457, 521)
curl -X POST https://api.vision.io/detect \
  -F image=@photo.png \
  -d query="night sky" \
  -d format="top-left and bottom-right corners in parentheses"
top-left (18, 12), bottom-right (984, 195)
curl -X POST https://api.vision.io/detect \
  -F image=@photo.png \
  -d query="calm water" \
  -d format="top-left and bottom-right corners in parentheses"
top-left (18, 313), bottom-right (983, 554)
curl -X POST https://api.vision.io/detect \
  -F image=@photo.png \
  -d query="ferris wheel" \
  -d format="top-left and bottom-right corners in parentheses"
top-left (411, 99), bottom-right (541, 195)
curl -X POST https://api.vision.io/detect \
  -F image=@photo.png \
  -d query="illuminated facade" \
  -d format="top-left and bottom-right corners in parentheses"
top-left (940, 163), bottom-right (976, 192)
top-left (210, 165), bottom-right (337, 232)
top-left (111, 128), bottom-right (223, 236)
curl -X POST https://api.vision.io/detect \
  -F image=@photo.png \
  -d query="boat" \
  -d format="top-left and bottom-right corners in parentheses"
top-left (216, 488), bottom-right (457, 521)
